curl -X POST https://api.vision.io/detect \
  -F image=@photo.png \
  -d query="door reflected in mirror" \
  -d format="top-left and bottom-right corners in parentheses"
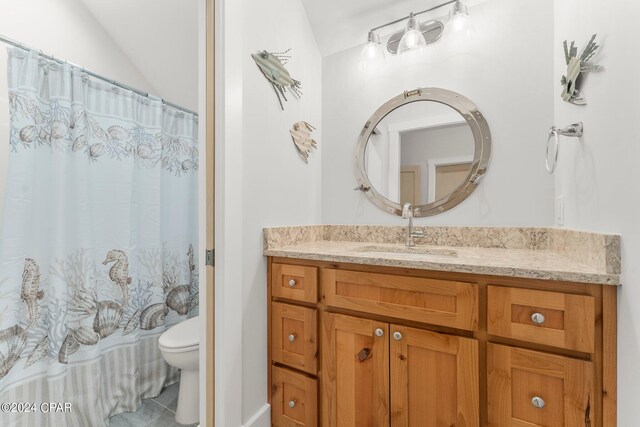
top-left (364, 101), bottom-right (474, 206)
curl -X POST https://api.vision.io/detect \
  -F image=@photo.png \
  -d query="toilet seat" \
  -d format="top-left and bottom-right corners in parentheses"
top-left (158, 316), bottom-right (199, 352)
top-left (159, 343), bottom-right (198, 353)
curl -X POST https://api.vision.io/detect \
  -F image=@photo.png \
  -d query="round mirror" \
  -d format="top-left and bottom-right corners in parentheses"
top-left (355, 88), bottom-right (491, 217)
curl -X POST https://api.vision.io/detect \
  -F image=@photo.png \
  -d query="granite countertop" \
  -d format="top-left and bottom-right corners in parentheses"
top-left (263, 226), bottom-right (621, 286)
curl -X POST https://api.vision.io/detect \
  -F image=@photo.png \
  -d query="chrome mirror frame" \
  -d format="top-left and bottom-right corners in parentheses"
top-left (354, 87), bottom-right (491, 217)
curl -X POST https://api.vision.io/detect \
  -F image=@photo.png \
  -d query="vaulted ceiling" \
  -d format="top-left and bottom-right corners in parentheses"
top-left (78, 0), bottom-right (487, 109)
top-left (79, 0), bottom-right (199, 112)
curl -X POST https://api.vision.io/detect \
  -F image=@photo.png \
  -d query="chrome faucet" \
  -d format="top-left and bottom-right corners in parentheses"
top-left (402, 203), bottom-right (424, 247)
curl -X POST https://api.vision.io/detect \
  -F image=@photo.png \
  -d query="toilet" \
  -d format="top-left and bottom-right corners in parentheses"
top-left (159, 316), bottom-right (200, 425)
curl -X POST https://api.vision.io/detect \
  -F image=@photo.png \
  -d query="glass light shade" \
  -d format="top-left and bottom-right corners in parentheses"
top-left (447, 1), bottom-right (475, 35)
top-left (398, 14), bottom-right (427, 54)
top-left (358, 32), bottom-right (385, 72)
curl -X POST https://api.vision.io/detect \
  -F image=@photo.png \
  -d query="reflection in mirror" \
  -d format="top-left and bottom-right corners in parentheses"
top-left (364, 101), bottom-right (474, 205)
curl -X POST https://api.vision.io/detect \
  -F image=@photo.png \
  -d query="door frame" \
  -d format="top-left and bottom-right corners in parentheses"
top-left (426, 156), bottom-right (473, 203)
top-left (200, 0), bottom-right (215, 425)
top-left (202, 0), bottom-right (246, 425)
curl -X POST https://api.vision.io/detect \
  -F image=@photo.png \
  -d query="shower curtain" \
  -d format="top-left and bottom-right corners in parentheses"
top-left (0, 48), bottom-right (199, 426)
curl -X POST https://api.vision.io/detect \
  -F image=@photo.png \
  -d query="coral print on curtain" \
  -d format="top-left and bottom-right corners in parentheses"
top-left (0, 48), bottom-right (198, 426)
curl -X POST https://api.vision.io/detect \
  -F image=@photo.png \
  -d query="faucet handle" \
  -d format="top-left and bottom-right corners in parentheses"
top-left (402, 203), bottom-right (414, 219)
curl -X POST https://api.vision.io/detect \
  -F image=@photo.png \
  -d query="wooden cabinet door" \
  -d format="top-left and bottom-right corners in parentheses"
top-left (321, 313), bottom-right (389, 427)
top-left (390, 325), bottom-right (479, 427)
top-left (488, 343), bottom-right (594, 426)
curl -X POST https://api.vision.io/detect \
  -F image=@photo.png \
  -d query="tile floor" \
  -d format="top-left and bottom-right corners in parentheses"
top-left (108, 382), bottom-right (197, 427)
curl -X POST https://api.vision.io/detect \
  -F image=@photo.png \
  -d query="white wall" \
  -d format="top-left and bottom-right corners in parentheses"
top-left (553, 1), bottom-right (640, 423)
top-left (218, 0), bottom-right (323, 425)
top-left (241, 0), bottom-right (322, 420)
top-left (79, 0), bottom-right (199, 112)
top-left (322, 0), bottom-right (555, 226)
top-left (0, 0), bottom-right (156, 227)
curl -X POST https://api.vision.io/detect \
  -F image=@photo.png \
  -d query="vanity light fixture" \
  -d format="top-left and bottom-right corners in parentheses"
top-left (398, 13), bottom-right (427, 54)
top-left (447, 0), bottom-right (473, 34)
top-left (358, 31), bottom-right (386, 72)
top-left (359, 0), bottom-right (474, 70)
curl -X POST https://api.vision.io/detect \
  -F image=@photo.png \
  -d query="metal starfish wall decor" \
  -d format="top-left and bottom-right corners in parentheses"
top-left (251, 49), bottom-right (303, 110)
top-left (561, 34), bottom-right (602, 105)
top-left (290, 121), bottom-right (317, 163)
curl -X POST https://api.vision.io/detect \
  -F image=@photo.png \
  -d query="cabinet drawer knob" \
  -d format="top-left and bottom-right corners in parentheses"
top-left (288, 279), bottom-right (297, 288)
top-left (288, 399), bottom-right (296, 409)
top-left (375, 328), bottom-right (384, 337)
top-left (531, 313), bottom-right (546, 325)
top-left (288, 334), bottom-right (296, 343)
top-left (531, 396), bottom-right (545, 409)
top-left (393, 331), bottom-right (403, 341)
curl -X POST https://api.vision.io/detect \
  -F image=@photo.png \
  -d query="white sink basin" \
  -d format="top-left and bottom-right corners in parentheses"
top-left (353, 245), bottom-right (458, 257)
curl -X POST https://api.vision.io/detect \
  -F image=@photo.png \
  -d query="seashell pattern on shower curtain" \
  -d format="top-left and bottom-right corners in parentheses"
top-left (0, 244), bottom-right (199, 378)
top-left (9, 92), bottom-right (199, 176)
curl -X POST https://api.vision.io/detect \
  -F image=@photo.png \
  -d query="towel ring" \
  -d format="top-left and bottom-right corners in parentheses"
top-left (546, 122), bottom-right (583, 174)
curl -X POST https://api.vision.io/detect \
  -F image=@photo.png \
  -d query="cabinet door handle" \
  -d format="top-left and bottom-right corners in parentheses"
top-left (288, 399), bottom-right (296, 409)
top-left (375, 328), bottom-right (384, 337)
top-left (531, 396), bottom-right (545, 409)
top-left (531, 312), bottom-right (546, 325)
top-left (288, 279), bottom-right (297, 288)
top-left (357, 348), bottom-right (372, 362)
top-left (288, 334), bottom-right (296, 343)
top-left (393, 331), bottom-right (403, 341)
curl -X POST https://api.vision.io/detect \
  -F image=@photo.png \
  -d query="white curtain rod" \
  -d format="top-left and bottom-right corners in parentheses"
top-left (0, 33), bottom-right (198, 117)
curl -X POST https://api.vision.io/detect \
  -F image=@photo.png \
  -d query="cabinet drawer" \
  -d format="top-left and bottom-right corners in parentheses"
top-left (272, 302), bottom-right (318, 374)
top-left (272, 263), bottom-right (318, 303)
top-left (323, 269), bottom-right (478, 331)
top-left (488, 344), bottom-right (593, 426)
top-left (272, 366), bottom-right (317, 427)
top-left (487, 286), bottom-right (595, 353)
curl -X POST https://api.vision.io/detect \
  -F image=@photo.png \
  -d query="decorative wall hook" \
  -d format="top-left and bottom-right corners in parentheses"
top-left (251, 49), bottom-right (303, 110)
top-left (561, 34), bottom-right (602, 105)
top-left (546, 122), bottom-right (583, 174)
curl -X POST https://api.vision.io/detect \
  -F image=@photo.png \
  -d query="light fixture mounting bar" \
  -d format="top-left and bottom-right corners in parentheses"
top-left (369, 0), bottom-right (458, 33)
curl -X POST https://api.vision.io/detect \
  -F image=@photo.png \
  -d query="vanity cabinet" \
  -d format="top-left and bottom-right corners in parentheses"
top-left (267, 258), bottom-right (617, 427)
